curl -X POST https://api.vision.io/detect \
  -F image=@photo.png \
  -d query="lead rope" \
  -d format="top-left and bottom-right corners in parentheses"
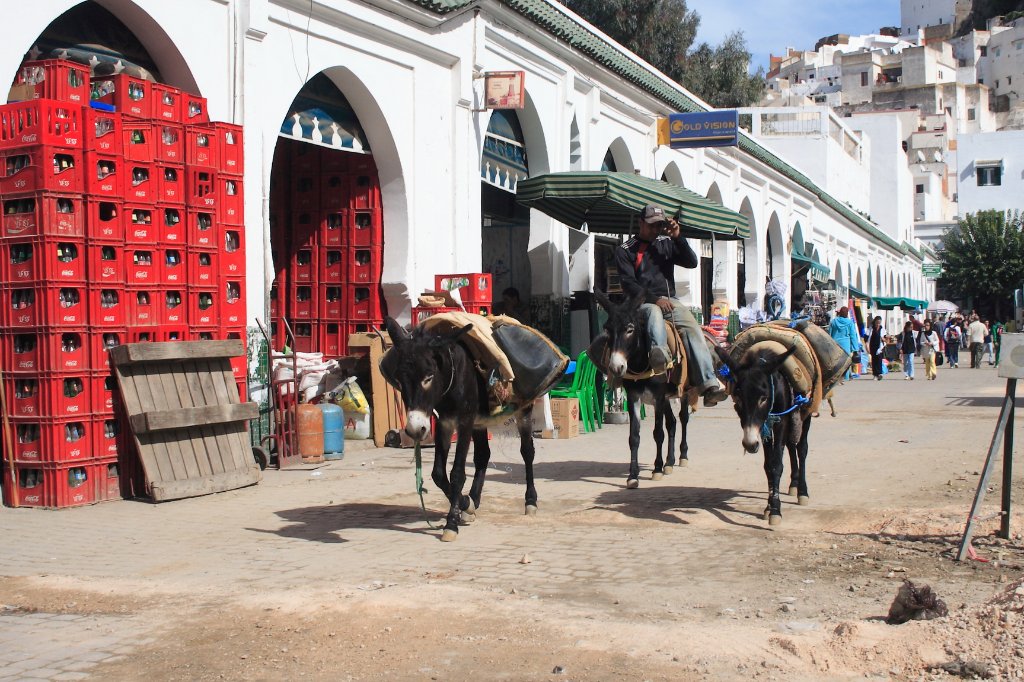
top-left (761, 376), bottom-right (809, 440)
top-left (414, 442), bottom-right (440, 529)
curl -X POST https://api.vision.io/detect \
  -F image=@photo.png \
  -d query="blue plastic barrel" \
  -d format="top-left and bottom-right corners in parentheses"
top-left (319, 403), bottom-right (345, 460)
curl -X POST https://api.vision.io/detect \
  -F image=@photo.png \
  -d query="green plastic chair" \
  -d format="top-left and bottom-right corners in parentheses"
top-left (550, 351), bottom-right (601, 433)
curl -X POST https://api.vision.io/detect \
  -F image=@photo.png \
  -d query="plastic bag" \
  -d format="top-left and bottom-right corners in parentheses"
top-left (334, 376), bottom-right (369, 414)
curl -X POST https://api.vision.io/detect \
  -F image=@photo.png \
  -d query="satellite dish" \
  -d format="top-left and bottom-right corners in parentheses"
top-left (933, 150), bottom-right (943, 163)
top-left (916, 150), bottom-right (926, 163)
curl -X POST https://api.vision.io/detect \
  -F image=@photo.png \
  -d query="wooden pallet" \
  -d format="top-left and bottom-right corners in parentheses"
top-left (111, 340), bottom-right (261, 501)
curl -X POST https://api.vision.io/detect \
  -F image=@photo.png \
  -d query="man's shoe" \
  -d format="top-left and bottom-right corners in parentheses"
top-left (700, 379), bottom-right (729, 407)
top-left (648, 347), bottom-right (669, 374)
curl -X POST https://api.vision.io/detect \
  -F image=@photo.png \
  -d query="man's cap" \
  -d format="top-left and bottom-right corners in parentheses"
top-left (642, 204), bottom-right (667, 224)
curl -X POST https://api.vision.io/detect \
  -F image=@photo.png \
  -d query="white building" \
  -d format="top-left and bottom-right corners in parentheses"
top-left (956, 130), bottom-right (1024, 216)
top-left (3, 0), bottom-right (937, 356)
top-left (900, 0), bottom-right (972, 41)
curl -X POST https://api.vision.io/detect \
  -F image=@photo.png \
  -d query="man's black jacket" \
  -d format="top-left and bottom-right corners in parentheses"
top-left (613, 234), bottom-right (698, 304)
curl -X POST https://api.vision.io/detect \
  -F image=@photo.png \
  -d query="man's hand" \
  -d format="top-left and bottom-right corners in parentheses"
top-left (662, 217), bottom-right (681, 239)
top-left (656, 297), bottom-right (674, 314)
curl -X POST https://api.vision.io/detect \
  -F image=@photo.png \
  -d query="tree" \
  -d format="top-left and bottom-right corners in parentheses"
top-left (940, 210), bottom-right (1024, 319)
top-left (561, 0), bottom-right (765, 107)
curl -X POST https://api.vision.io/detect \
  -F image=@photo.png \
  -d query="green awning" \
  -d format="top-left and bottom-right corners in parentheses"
top-left (791, 252), bottom-right (830, 283)
top-left (848, 285), bottom-right (870, 301)
top-left (873, 296), bottom-right (928, 311)
top-left (515, 171), bottom-right (749, 239)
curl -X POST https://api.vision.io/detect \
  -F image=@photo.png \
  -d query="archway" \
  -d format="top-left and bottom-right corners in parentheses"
top-left (699, 183), bottom-right (730, 320)
top-left (738, 197), bottom-right (757, 308)
top-left (569, 115), bottom-right (582, 171)
top-left (603, 137), bottom-right (633, 174)
top-left (765, 212), bottom-right (786, 316)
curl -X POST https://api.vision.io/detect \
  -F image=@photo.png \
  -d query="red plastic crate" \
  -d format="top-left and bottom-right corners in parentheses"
top-left (319, 248), bottom-right (344, 283)
top-left (2, 192), bottom-right (83, 239)
top-left (180, 93), bottom-right (209, 125)
top-left (156, 165), bottom-right (185, 205)
top-left (221, 279), bottom-right (245, 328)
top-left (269, 282), bottom-right (283, 319)
top-left (349, 209), bottom-right (382, 246)
top-left (125, 286), bottom-right (156, 327)
top-left (127, 327), bottom-right (157, 343)
top-left (290, 247), bottom-right (317, 283)
top-left (320, 210), bottom-right (346, 247)
top-left (288, 283), bottom-right (315, 320)
top-left (90, 329), bottom-right (125, 371)
top-left (0, 100), bottom-right (81, 149)
top-left (221, 229), bottom-right (245, 277)
top-left (185, 125), bottom-right (217, 166)
top-left (2, 238), bottom-right (85, 283)
top-left (157, 325), bottom-right (188, 342)
top-left (154, 123), bottom-right (184, 163)
top-left (127, 248), bottom-right (157, 286)
top-left (87, 286), bottom-right (126, 328)
top-left (190, 327), bottom-right (218, 341)
top-left (320, 172), bottom-right (349, 211)
top-left (187, 248), bottom-right (217, 287)
top-left (83, 152), bottom-right (124, 198)
top-left (160, 247), bottom-right (185, 286)
top-left (158, 204), bottom-right (184, 243)
top-left (219, 176), bottom-right (243, 225)
top-left (162, 290), bottom-right (186, 326)
top-left (3, 284), bottom-right (86, 327)
top-left (185, 166), bottom-right (217, 210)
top-left (321, 151), bottom-right (351, 173)
top-left (235, 379), bottom-right (247, 403)
top-left (345, 319), bottom-right (384, 341)
top-left (435, 273), bottom-right (492, 304)
top-left (2, 330), bottom-right (89, 374)
top-left (125, 162), bottom-right (156, 204)
top-left (464, 302), bottom-right (491, 316)
top-left (91, 73), bottom-right (152, 119)
top-left (2, 461), bottom-right (97, 508)
top-left (91, 371), bottom-right (118, 416)
top-left (5, 373), bottom-right (92, 418)
top-left (349, 154), bottom-right (377, 175)
top-left (350, 173), bottom-right (382, 209)
top-left (187, 288), bottom-right (216, 327)
top-left (215, 123), bottom-right (243, 175)
top-left (290, 321), bottom-right (317, 353)
top-left (87, 242), bottom-right (125, 285)
top-left (346, 284), bottom-right (384, 319)
top-left (15, 60), bottom-right (90, 104)
top-left (94, 457), bottom-right (123, 503)
top-left (289, 144), bottom-right (319, 174)
top-left (348, 247), bottom-right (382, 284)
top-left (125, 205), bottom-right (156, 244)
top-left (320, 285), bottom-right (343, 319)
top-left (82, 107), bottom-right (122, 154)
top-left (84, 199), bottom-right (124, 242)
top-left (9, 417), bottom-right (92, 464)
top-left (412, 306), bottom-right (461, 326)
top-left (292, 211), bottom-right (318, 245)
top-left (122, 120), bottom-right (154, 163)
top-left (321, 321), bottom-right (345, 357)
top-left (152, 83), bottom-right (182, 122)
top-left (0, 145), bottom-right (82, 194)
top-left (93, 416), bottom-right (121, 460)
top-left (291, 174), bottom-right (319, 211)
top-left (186, 209), bottom-right (215, 248)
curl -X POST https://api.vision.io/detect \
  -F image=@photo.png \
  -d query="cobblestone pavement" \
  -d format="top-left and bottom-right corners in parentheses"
top-left (0, 362), bottom-right (1016, 679)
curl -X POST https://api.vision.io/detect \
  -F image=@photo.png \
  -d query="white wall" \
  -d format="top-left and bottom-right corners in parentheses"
top-left (849, 113), bottom-right (915, 243)
top-left (957, 130), bottom-right (1024, 215)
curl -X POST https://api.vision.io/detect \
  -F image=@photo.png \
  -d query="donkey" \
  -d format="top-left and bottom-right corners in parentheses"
top-left (380, 317), bottom-right (538, 542)
top-left (714, 344), bottom-right (811, 526)
top-left (591, 291), bottom-right (700, 489)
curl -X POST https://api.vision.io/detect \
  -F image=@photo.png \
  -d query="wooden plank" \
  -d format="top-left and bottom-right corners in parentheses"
top-left (129, 403), bottom-right (258, 434)
top-left (110, 340), bottom-right (244, 366)
top-left (195, 359), bottom-right (237, 474)
top-left (150, 362), bottom-right (192, 482)
top-left (210, 360), bottom-right (253, 472)
top-left (181, 360), bottom-right (223, 476)
top-left (148, 468), bottom-right (261, 502)
top-left (126, 363), bottom-right (179, 484)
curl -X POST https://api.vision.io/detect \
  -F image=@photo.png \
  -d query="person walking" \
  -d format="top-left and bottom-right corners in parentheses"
top-left (945, 321), bottom-right (961, 368)
top-left (919, 319), bottom-right (941, 380)
top-left (829, 306), bottom-right (861, 381)
top-left (968, 315), bottom-right (986, 369)
top-left (994, 319), bottom-right (1005, 367)
top-left (982, 319), bottom-right (994, 365)
top-left (898, 321), bottom-right (916, 380)
top-left (866, 316), bottom-right (887, 381)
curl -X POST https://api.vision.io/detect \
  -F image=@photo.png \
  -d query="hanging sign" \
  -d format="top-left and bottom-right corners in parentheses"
top-left (484, 71), bottom-right (525, 110)
top-left (658, 110), bottom-right (739, 149)
top-left (922, 263), bottom-right (943, 278)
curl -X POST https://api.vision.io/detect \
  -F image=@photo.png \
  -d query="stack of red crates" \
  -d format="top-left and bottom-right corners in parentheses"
top-left (411, 273), bottom-right (492, 325)
top-left (0, 60), bottom-right (247, 508)
top-left (269, 140), bottom-right (385, 357)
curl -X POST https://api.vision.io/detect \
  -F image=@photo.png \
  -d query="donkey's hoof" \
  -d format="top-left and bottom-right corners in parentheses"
top-left (652, 472), bottom-right (664, 481)
top-left (626, 478), bottom-right (639, 489)
top-left (459, 511), bottom-right (476, 525)
top-left (462, 498), bottom-right (477, 514)
top-left (768, 515), bottom-right (783, 526)
top-left (663, 465), bottom-right (673, 475)
top-left (798, 495), bottom-right (810, 506)
top-left (762, 509), bottom-right (771, 521)
top-left (788, 486), bottom-right (799, 497)
top-left (440, 529), bottom-right (459, 542)
top-left (525, 505), bottom-right (538, 516)
top-left (679, 459), bottom-right (689, 468)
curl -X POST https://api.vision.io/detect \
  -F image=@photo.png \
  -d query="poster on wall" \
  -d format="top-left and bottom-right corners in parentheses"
top-left (484, 71), bottom-right (525, 110)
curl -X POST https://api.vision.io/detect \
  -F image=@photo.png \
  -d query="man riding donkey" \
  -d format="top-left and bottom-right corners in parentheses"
top-left (611, 204), bottom-right (729, 406)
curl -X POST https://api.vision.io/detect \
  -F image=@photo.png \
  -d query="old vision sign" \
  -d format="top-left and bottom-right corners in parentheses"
top-left (658, 110), bottom-right (739, 149)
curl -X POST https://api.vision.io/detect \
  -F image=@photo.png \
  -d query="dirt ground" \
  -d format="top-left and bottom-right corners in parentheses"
top-left (2, 365), bottom-right (1024, 681)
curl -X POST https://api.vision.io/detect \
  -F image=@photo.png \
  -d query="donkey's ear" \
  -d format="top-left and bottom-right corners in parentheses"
top-left (384, 317), bottom-right (410, 346)
top-left (593, 289), bottom-right (614, 312)
top-left (628, 291), bottom-right (647, 311)
top-left (714, 344), bottom-right (737, 374)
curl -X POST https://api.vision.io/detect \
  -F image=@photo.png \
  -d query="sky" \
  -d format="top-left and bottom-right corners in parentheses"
top-left (685, 0), bottom-right (901, 73)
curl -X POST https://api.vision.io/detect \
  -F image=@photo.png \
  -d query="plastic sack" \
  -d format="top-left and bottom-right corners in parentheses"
top-left (343, 410), bottom-right (372, 440)
top-left (334, 376), bottom-right (369, 414)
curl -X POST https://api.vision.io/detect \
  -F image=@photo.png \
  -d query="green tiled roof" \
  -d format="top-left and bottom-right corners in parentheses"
top-left (409, 0), bottom-right (922, 260)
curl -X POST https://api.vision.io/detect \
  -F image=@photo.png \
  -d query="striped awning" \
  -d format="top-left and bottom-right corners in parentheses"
top-left (515, 171), bottom-right (749, 239)
top-left (848, 285), bottom-right (871, 301)
top-left (873, 296), bottom-right (928, 311)
top-left (791, 252), bottom-right (830, 283)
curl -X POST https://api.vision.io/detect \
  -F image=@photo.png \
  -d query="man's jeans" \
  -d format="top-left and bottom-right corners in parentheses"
top-left (639, 301), bottom-right (718, 389)
top-left (903, 352), bottom-right (915, 378)
top-left (970, 342), bottom-right (983, 368)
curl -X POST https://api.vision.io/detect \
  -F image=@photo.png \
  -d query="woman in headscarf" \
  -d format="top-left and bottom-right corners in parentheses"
top-left (828, 306), bottom-right (861, 381)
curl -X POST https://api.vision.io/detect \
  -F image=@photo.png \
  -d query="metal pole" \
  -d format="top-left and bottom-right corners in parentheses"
top-left (1001, 378), bottom-right (1016, 539)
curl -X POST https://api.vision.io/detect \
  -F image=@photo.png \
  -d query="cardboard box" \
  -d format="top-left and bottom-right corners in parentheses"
top-left (540, 397), bottom-right (579, 439)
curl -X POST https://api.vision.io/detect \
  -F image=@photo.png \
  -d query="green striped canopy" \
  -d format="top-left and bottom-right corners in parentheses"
top-left (873, 296), bottom-right (928, 311)
top-left (515, 171), bottom-right (749, 239)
